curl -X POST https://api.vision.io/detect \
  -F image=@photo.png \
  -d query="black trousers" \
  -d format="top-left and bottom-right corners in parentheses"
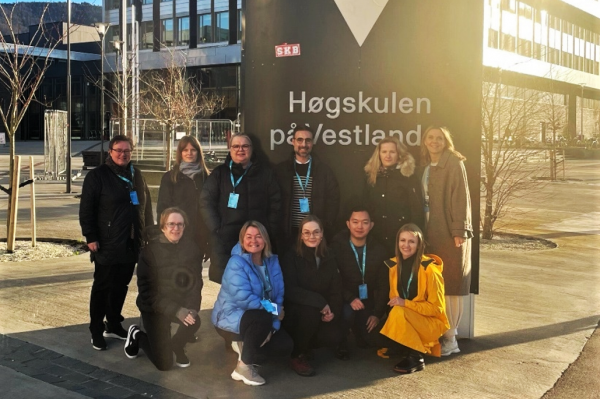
top-left (283, 303), bottom-right (342, 358)
top-left (340, 302), bottom-right (381, 347)
top-left (89, 261), bottom-right (136, 336)
top-left (139, 311), bottom-right (201, 371)
top-left (216, 309), bottom-right (293, 365)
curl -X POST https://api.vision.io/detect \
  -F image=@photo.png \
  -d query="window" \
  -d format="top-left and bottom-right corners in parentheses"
top-left (238, 9), bottom-right (242, 40)
top-left (140, 21), bottom-right (153, 49)
top-left (488, 28), bottom-right (499, 49)
top-left (216, 11), bottom-right (229, 42)
top-left (501, 32), bottom-right (515, 52)
top-left (198, 13), bottom-right (212, 43)
top-left (178, 17), bottom-right (190, 46)
top-left (161, 18), bottom-right (173, 46)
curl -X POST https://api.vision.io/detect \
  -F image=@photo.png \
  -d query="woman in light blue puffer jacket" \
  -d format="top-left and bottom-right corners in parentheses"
top-left (212, 220), bottom-right (292, 386)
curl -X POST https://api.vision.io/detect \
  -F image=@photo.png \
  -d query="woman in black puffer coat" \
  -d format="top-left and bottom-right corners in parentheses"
top-left (123, 208), bottom-right (203, 371)
top-left (363, 136), bottom-right (424, 256)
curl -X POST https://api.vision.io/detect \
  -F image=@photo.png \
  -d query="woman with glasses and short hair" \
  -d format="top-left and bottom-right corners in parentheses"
top-left (79, 134), bottom-right (153, 351)
top-left (123, 207), bottom-right (203, 370)
top-left (200, 133), bottom-right (282, 284)
top-left (281, 215), bottom-right (343, 377)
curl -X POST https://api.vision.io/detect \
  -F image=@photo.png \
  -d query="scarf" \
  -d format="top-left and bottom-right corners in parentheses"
top-left (106, 156), bottom-right (133, 181)
top-left (179, 162), bottom-right (203, 179)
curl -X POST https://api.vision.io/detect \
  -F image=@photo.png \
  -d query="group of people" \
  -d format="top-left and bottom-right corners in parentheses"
top-left (79, 124), bottom-right (472, 385)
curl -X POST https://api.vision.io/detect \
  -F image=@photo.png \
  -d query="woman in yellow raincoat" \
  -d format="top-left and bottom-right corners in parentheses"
top-left (378, 223), bottom-right (450, 373)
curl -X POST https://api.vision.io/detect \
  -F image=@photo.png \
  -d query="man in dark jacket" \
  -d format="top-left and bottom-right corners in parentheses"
top-left (276, 125), bottom-right (340, 249)
top-left (79, 135), bottom-right (153, 351)
top-left (331, 204), bottom-right (388, 357)
top-left (199, 133), bottom-right (282, 284)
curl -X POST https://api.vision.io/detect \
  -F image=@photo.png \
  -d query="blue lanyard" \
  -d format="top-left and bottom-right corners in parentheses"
top-left (294, 157), bottom-right (312, 198)
top-left (229, 160), bottom-right (250, 193)
top-left (117, 164), bottom-right (135, 190)
top-left (401, 269), bottom-right (414, 300)
top-left (349, 241), bottom-right (366, 284)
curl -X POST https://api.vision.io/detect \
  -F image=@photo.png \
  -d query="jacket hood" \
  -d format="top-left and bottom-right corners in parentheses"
top-left (395, 153), bottom-right (416, 177)
top-left (385, 254), bottom-right (443, 273)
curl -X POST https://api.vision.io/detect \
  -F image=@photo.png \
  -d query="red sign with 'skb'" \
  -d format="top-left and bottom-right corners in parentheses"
top-left (275, 43), bottom-right (301, 57)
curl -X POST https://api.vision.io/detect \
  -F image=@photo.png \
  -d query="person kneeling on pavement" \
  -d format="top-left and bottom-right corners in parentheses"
top-left (124, 208), bottom-right (203, 370)
top-left (212, 221), bottom-right (292, 386)
top-left (377, 223), bottom-right (450, 374)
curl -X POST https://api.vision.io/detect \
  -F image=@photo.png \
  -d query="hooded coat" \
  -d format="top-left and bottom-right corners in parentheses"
top-left (379, 254), bottom-right (450, 356)
top-left (364, 155), bottom-right (424, 256)
top-left (211, 243), bottom-right (284, 334)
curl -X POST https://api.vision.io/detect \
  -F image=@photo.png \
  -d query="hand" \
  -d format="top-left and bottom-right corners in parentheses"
top-left (388, 296), bottom-right (405, 307)
top-left (322, 312), bottom-right (334, 322)
top-left (366, 315), bottom-right (380, 333)
top-left (321, 304), bottom-right (331, 315)
top-left (454, 236), bottom-right (466, 247)
top-left (278, 305), bottom-right (285, 321)
top-left (88, 241), bottom-right (99, 252)
top-left (350, 298), bottom-right (365, 311)
top-left (176, 308), bottom-right (197, 326)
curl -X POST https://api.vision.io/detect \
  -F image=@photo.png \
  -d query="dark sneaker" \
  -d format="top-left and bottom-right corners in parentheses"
top-left (393, 353), bottom-right (425, 374)
top-left (335, 344), bottom-right (349, 360)
top-left (124, 325), bottom-right (140, 359)
top-left (174, 348), bottom-right (190, 368)
top-left (103, 321), bottom-right (127, 340)
top-left (91, 335), bottom-right (107, 351)
top-left (187, 335), bottom-right (199, 344)
top-left (290, 355), bottom-right (315, 377)
top-left (231, 363), bottom-right (265, 386)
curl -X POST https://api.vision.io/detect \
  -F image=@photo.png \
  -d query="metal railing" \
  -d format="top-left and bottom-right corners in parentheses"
top-left (109, 118), bottom-right (234, 167)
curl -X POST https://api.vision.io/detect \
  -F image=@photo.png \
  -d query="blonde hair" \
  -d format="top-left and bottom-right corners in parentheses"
top-left (420, 126), bottom-right (466, 166)
top-left (296, 215), bottom-right (327, 258)
top-left (364, 136), bottom-right (414, 186)
top-left (159, 207), bottom-right (189, 230)
top-left (171, 135), bottom-right (209, 183)
top-left (239, 220), bottom-right (273, 258)
top-left (395, 223), bottom-right (426, 282)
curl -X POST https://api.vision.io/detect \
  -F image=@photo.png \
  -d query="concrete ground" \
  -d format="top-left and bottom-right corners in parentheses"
top-left (0, 141), bottom-right (599, 398)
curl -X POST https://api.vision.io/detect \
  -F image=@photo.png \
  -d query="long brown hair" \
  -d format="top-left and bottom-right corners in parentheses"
top-left (296, 215), bottom-right (327, 258)
top-left (363, 136), bottom-right (414, 186)
top-left (395, 223), bottom-right (426, 282)
top-left (171, 135), bottom-right (209, 183)
top-left (420, 126), bottom-right (466, 166)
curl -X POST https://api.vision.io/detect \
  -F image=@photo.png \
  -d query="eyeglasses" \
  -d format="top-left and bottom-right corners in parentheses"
top-left (111, 149), bottom-right (132, 154)
top-left (295, 138), bottom-right (313, 144)
top-left (165, 222), bottom-right (185, 229)
top-left (231, 144), bottom-right (251, 150)
top-left (302, 230), bottom-right (322, 238)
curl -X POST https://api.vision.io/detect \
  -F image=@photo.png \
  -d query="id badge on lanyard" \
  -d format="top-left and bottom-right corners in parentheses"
top-left (130, 191), bottom-right (140, 205)
top-left (229, 160), bottom-right (250, 209)
top-left (295, 158), bottom-right (312, 213)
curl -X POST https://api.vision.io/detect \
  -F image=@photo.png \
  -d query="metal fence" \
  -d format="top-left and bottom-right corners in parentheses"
top-left (43, 110), bottom-right (68, 179)
top-left (109, 118), bottom-right (234, 166)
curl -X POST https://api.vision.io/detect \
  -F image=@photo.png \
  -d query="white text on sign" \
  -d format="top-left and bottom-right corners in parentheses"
top-left (275, 43), bottom-right (301, 58)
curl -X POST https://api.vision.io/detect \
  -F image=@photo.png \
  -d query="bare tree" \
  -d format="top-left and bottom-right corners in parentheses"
top-left (480, 71), bottom-right (551, 239)
top-left (139, 49), bottom-right (225, 169)
top-left (0, 4), bottom-right (66, 234)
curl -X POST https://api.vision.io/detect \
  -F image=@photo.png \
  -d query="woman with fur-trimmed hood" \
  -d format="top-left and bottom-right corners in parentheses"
top-left (363, 137), bottom-right (424, 256)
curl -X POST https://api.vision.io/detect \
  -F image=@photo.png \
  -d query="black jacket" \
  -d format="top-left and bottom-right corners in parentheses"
top-left (199, 154), bottom-right (282, 254)
top-left (156, 170), bottom-right (210, 256)
top-left (281, 245), bottom-right (342, 316)
top-left (363, 168), bottom-right (424, 255)
top-left (79, 163), bottom-right (153, 265)
top-left (276, 152), bottom-right (340, 244)
top-left (330, 230), bottom-right (389, 319)
top-left (136, 226), bottom-right (203, 316)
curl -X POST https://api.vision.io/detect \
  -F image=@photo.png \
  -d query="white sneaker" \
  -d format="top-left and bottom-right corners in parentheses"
top-left (232, 341), bottom-right (243, 361)
top-left (441, 336), bottom-right (460, 356)
top-left (231, 363), bottom-right (265, 386)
